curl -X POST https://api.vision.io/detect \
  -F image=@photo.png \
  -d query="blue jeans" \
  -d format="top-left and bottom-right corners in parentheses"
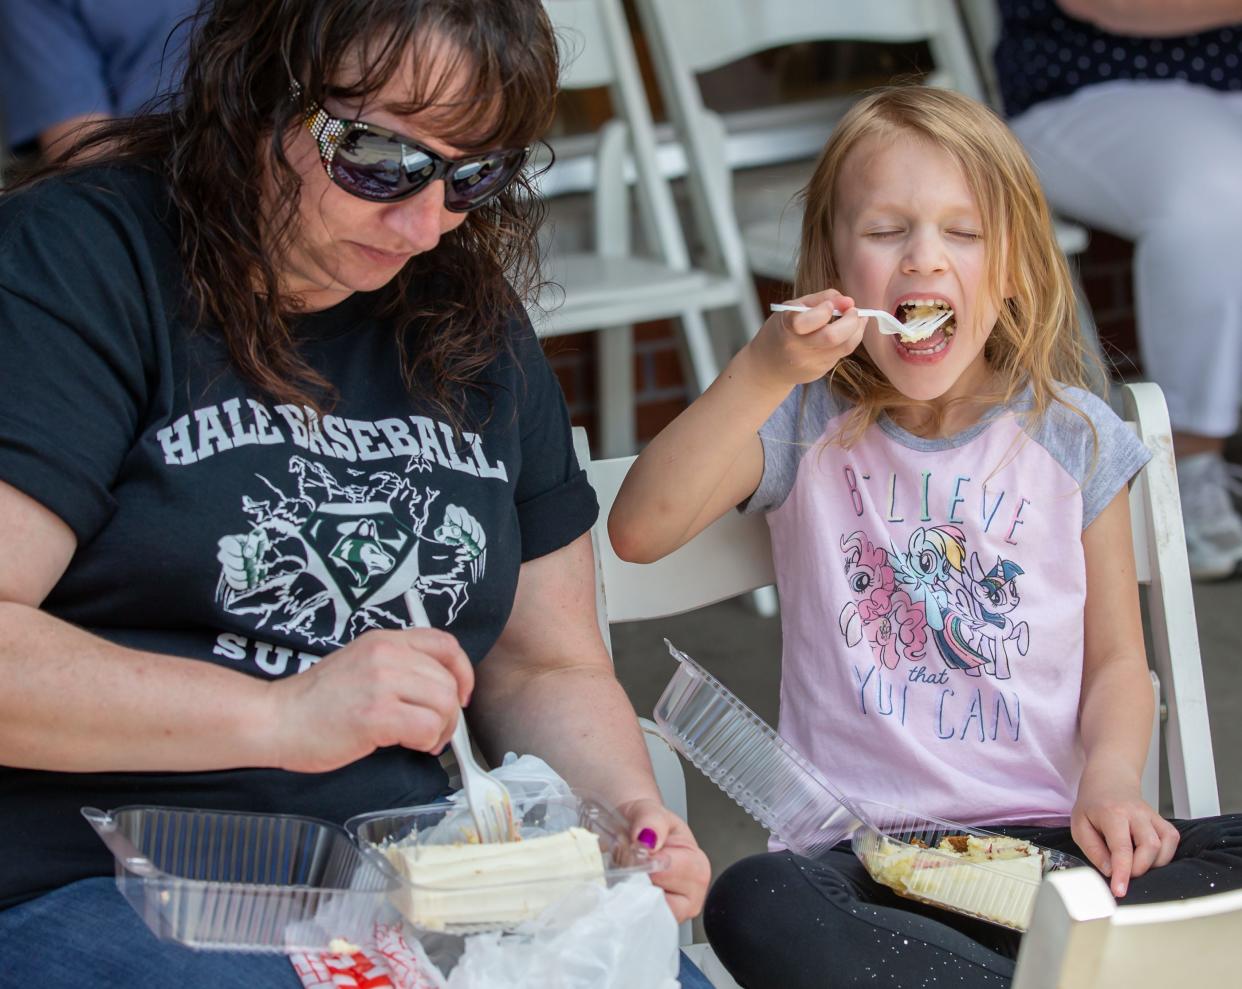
top-left (679, 949), bottom-right (715, 988)
top-left (0, 879), bottom-right (714, 987)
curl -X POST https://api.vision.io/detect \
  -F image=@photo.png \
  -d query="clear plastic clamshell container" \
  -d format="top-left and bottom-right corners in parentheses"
top-left (652, 640), bottom-right (859, 858)
top-left (81, 805), bottom-right (396, 953)
top-left (849, 798), bottom-right (1082, 932)
top-left (346, 788), bottom-right (665, 935)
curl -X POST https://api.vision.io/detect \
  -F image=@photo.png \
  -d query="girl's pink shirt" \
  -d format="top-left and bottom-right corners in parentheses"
top-left (749, 383), bottom-right (1149, 827)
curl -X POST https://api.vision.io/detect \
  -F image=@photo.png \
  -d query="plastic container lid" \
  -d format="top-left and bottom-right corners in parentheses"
top-left (652, 640), bottom-right (860, 858)
top-left (81, 805), bottom-right (395, 953)
top-left (345, 788), bottom-right (664, 934)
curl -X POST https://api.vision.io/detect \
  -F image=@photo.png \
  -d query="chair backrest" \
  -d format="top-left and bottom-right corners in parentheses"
top-left (635, 0), bottom-right (984, 180)
top-left (573, 429), bottom-right (774, 647)
top-left (542, 0), bottom-right (757, 457)
top-left (573, 380), bottom-right (1219, 822)
top-left (1012, 866), bottom-right (1242, 989)
top-left (638, 0), bottom-right (984, 101)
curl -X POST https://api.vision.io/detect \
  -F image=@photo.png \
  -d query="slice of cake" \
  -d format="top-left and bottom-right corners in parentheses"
top-left (384, 826), bottom-right (606, 930)
top-left (866, 833), bottom-right (1045, 929)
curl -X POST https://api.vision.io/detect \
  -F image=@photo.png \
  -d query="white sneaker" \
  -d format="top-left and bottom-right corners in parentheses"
top-left (1176, 453), bottom-right (1242, 580)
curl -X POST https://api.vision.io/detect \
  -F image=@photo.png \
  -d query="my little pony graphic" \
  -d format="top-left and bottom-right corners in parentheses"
top-left (934, 553), bottom-right (1031, 680)
top-left (837, 530), bottom-right (928, 669)
top-left (888, 525), bottom-right (966, 631)
top-left (838, 523), bottom-right (1031, 679)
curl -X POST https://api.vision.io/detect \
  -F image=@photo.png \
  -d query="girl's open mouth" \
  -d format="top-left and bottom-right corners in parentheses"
top-left (895, 299), bottom-right (956, 341)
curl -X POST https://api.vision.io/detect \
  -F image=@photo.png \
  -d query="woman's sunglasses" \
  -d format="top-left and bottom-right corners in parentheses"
top-left (302, 99), bottom-right (529, 211)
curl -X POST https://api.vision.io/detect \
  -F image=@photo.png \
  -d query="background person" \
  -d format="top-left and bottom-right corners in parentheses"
top-left (0, 0), bottom-right (196, 159)
top-left (995, 0), bottom-right (1242, 580)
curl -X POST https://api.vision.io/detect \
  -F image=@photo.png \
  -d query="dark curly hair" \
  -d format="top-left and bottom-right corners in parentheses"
top-left (7, 0), bottom-right (560, 425)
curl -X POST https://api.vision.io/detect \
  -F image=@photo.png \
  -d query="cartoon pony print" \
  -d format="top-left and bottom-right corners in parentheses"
top-left (934, 553), bottom-right (1031, 680)
top-left (838, 530), bottom-right (928, 669)
top-left (888, 524), bottom-right (966, 631)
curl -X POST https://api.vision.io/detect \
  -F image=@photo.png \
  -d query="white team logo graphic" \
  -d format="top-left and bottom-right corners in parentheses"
top-left (215, 455), bottom-right (486, 646)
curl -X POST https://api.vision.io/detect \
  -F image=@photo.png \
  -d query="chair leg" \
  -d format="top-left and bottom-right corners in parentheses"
top-left (677, 309), bottom-right (723, 398)
top-left (597, 325), bottom-right (636, 458)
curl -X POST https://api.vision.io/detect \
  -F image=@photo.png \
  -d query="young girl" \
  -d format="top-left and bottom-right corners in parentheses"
top-left (609, 86), bottom-right (1242, 988)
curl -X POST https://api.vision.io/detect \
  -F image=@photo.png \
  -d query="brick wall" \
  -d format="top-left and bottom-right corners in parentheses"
top-left (546, 231), bottom-right (1143, 445)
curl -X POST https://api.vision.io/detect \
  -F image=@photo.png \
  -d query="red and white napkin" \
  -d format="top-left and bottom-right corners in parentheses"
top-left (290, 922), bottom-right (447, 989)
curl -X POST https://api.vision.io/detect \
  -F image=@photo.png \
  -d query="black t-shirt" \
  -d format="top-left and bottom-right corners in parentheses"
top-left (0, 164), bottom-right (598, 909)
top-left (996, 0), bottom-right (1242, 118)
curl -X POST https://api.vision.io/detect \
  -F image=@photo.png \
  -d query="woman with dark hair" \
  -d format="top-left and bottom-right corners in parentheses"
top-left (0, 1), bottom-right (710, 983)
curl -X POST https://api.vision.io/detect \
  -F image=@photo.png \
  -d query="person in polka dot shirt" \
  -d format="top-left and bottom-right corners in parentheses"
top-left (996, 0), bottom-right (1242, 581)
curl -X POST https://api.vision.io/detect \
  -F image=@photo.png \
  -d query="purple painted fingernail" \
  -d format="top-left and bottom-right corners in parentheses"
top-left (638, 828), bottom-right (657, 849)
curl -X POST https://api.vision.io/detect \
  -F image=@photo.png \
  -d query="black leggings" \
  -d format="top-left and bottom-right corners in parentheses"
top-left (703, 815), bottom-right (1242, 989)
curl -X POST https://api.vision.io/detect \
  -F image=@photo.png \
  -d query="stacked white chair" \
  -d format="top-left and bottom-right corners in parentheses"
top-left (632, 0), bottom-right (1107, 392)
top-left (537, 0), bottom-right (760, 456)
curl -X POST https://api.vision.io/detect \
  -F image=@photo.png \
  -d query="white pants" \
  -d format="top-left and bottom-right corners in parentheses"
top-left (1012, 80), bottom-right (1242, 438)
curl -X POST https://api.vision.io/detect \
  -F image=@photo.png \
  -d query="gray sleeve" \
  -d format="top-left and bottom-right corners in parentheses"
top-left (1025, 386), bottom-right (1151, 529)
top-left (745, 382), bottom-right (843, 514)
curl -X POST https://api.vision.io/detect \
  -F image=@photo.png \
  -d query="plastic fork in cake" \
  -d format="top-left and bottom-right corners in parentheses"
top-left (404, 589), bottom-right (516, 843)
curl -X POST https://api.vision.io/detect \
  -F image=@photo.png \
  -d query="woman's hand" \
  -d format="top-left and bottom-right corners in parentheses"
top-left (266, 628), bottom-right (474, 774)
top-left (1071, 760), bottom-right (1180, 898)
top-left (746, 288), bottom-right (867, 391)
top-left (618, 797), bottom-right (711, 923)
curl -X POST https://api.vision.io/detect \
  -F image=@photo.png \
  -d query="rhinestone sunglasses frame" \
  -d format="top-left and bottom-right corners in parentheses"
top-left (300, 96), bottom-right (530, 210)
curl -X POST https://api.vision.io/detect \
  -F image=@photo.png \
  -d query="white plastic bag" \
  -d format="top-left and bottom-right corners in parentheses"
top-left (446, 876), bottom-right (680, 989)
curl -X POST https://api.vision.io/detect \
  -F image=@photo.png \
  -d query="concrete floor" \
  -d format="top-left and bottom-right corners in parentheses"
top-left (612, 580), bottom-right (1241, 940)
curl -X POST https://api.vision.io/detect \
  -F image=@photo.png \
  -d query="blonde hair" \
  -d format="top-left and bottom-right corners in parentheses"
top-left (796, 85), bottom-right (1101, 445)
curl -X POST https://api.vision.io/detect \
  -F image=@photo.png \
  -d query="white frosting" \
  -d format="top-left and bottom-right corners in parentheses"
top-left (385, 826), bottom-right (606, 930)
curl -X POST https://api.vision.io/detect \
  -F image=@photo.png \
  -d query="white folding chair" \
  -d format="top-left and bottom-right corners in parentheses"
top-left (537, 0), bottom-right (758, 457)
top-left (633, 0), bottom-right (985, 289)
top-left (573, 380), bottom-right (1220, 979)
top-left (1011, 866), bottom-right (1242, 988)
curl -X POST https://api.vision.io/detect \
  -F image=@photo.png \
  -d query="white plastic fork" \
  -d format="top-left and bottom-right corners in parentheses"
top-left (403, 589), bottom-right (517, 843)
top-left (770, 302), bottom-right (952, 338)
